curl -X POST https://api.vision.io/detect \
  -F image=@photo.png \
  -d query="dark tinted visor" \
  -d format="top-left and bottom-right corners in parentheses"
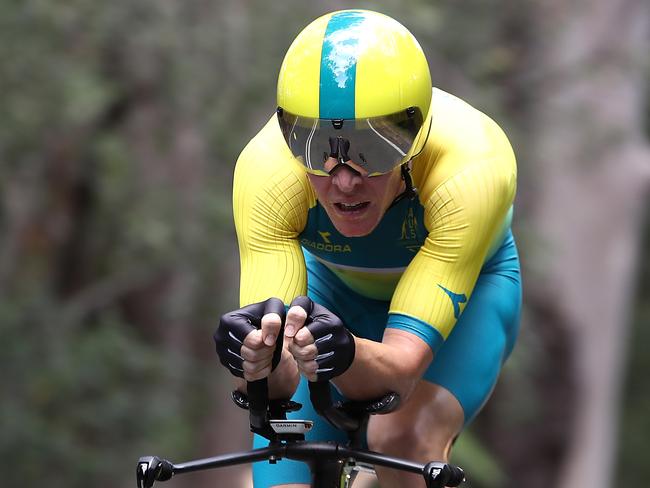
top-left (277, 107), bottom-right (423, 176)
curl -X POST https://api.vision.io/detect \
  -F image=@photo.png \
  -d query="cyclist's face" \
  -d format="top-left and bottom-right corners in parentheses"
top-left (307, 160), bottom-right (404, 237)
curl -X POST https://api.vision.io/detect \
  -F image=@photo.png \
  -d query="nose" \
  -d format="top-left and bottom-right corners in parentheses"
top-left (330, 164), bottom-right (363, 193)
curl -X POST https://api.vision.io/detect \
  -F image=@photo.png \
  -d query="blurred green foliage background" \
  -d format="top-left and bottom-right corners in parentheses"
top-left (1, 1), bottom-right (647, 487)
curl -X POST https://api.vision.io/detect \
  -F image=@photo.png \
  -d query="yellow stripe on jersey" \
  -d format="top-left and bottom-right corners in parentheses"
top-left (305, 251), bottom-right (406, 300)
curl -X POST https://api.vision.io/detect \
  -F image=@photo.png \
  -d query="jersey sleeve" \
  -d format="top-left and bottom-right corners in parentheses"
top-left (233, 115), bottom-right (315, 306)
top-left (388, 97), bottom-right (517, 352)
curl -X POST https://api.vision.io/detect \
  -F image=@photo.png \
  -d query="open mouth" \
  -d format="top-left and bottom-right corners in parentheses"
top-left (334, 202), bottom-right (370, 213)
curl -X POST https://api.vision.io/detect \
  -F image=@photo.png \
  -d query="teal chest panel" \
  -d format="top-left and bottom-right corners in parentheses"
top-left (299, 197), bottom-right (428, 269)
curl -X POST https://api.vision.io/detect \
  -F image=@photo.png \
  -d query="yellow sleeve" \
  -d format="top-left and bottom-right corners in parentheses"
top-left (233, 115), bottom-right (316, 306)
top-left (389, 90), bottom-right (517, 339)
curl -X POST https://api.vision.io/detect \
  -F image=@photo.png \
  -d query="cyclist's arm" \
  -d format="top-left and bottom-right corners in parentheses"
top-left (231, 116), bottom-right (315, 397)
top-left (332, 329), bottom-right (432, 400)
top-left (234, 118), bottom-right (314, 306)
top-left (336, 114), bottom-right (517, 402)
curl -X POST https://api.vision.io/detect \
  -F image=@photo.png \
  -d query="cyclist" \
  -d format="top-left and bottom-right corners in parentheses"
top-left (214, 9), bottom-right (521, 488)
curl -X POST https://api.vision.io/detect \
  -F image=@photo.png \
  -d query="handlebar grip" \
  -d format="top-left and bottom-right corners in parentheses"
top-left (308, 380), bottom-right (360, 432)
top-left (308, 380), bottom-right (332, 413)
top-left (247, 379), bottom-right (269, 430)
top-left (447, 465), bottom-right (465, 486)
top-left (136, 456), bottom-right (173, 488)
top-left (423, 462), bottom-right (465, 488)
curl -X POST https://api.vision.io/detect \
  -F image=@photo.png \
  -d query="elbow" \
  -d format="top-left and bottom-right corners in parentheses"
top-left (390, 367), bottom-right (422, 405)
top-left (383, 333), bottom-right (434, 403)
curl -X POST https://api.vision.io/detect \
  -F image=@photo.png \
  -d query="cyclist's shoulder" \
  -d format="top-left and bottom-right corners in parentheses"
top-left (234, 113), bottom-right (313, 191)
top-left (428, 87), bottom-right (514, 156)
top-left (233, 113), bottom-right (315, 220)
top-left (413, 88), bottom-right (516, 197)
top-left (237, 113), bottom-right (293, 168)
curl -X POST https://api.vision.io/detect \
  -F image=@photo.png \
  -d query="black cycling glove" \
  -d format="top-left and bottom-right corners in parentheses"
top-left (214, 297), bottom-right (286, 378)
top-left (290, 296), bottom-right (356, 381)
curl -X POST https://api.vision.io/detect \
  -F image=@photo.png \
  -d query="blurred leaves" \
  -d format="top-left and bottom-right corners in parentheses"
top-left (0, 2), bottom-right (239, 487)
top-left (617, 220), bottom-right (650, 486)
top-left (0, 299), bottom-right (195, 487)
top-left (453, 432), bottom-right (506, 488)
top-left (0, 1), bottom-right (647, 488)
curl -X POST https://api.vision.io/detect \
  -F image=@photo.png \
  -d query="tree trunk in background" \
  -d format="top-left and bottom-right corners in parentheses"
top-left (528, 1), bottom-right (650, 487)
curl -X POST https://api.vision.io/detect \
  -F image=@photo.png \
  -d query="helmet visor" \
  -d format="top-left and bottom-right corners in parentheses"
top-left (277, 107), bottom-right (424, 176)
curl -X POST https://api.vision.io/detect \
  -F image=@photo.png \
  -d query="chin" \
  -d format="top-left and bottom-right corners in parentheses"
top-left (331, 217), bottom-right (381, 237)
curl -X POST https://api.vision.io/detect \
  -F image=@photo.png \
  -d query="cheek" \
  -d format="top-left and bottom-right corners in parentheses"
top-left (307, 175), bottom-right (329, 198)
top-left (370, 175), bottom-right (400, 204)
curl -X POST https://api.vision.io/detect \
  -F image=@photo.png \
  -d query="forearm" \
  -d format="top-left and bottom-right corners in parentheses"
top-left (333, 329), bottom-right (433, 402)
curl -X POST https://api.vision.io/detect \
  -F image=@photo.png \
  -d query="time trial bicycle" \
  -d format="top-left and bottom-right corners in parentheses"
top-left (136, 377), bottom-right (466, 487)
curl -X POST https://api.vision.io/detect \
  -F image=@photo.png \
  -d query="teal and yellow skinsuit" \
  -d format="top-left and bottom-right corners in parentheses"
top-left (234, 88), bottom-right (522, 487)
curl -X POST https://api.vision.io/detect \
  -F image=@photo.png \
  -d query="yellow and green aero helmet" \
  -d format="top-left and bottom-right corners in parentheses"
top-left (277, 9), bottom-right (432, 177)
